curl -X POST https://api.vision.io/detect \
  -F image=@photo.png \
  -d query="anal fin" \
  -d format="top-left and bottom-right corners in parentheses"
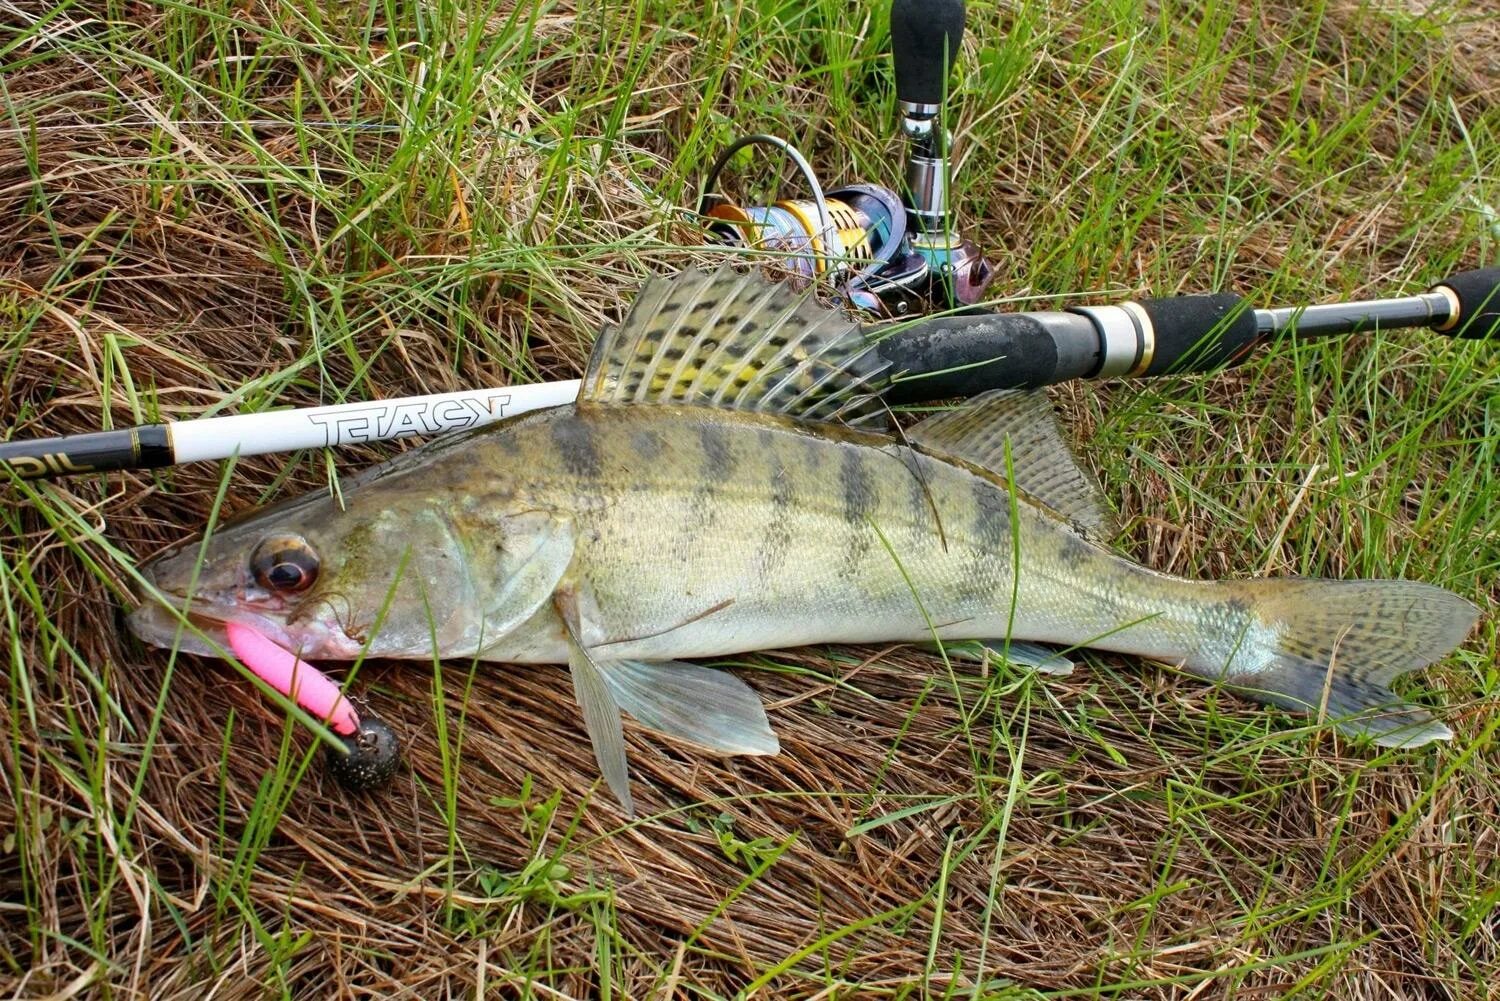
top-left (930, 639), bottom-right (1077, 676)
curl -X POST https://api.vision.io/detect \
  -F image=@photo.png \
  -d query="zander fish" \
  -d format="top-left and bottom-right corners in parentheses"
top-left (129, 268), bottom-right (1480, 810)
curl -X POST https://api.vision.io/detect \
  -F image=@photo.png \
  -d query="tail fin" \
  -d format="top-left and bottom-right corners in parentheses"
top-left (1217, 579), bottom-right (1478, 748)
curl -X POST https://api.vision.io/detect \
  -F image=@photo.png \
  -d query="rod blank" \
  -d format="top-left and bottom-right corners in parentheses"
top-left (1255, 292), bottom-right (1455, 340)
top-left (1, 382), bottom-right (578, 481)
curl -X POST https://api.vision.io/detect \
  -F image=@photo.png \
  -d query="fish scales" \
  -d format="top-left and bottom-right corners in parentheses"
top-left (480, 403), bottom-right (1204, 666)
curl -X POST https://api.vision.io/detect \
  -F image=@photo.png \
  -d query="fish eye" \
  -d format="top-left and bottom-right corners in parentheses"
top-left (250, 535), bottom-right (320, 594)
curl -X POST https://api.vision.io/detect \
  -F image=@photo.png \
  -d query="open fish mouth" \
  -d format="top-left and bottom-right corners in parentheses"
top-left (126, 595), bottom-right (295, 658)
top-left (128, 576), bottom-right (367, 661)
top-left (128, 592), bottom-right (363, 737)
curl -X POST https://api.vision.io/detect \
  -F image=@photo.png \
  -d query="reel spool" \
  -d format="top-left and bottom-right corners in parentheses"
top-left (695, 134), bottom-right (931, 315)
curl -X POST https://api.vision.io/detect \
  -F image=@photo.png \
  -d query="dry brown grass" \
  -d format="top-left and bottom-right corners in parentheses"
top-left (1, 0), bottom-right (1497, 997)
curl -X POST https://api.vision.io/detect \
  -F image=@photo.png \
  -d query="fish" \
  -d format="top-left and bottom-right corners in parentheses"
top-left (128, 267), bottom-right (1481, 811)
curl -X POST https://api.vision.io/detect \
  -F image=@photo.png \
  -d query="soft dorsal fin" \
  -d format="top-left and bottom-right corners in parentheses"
top-left (579, 267), bottom-right (890, 427)
top-left (909, 389), bottom-right (1116, 538)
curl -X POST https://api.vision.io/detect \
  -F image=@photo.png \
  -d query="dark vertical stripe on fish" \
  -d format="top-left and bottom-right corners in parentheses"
top-left (698, 423), bottom-right (735, 477)
top-left (757, 456), bottom-right (796, 580)
top-left (837, 446), bottom-right (877, 580)
top-left (905, 450), bottom-right (938, 533)
top-left (553, 416), bottom-right (602, 480)
top-left (631, 429), bottom-right (665, 461)
top-left (801, 433), bottom-right (824, 470)
top-left (840, 447), bottom-right (876, 524)
top-left (669, 424), bottom-right (729, 560)
top-left (1057, 531), bottom-right (1095, 571)
top-left (966, 474), bottom-right (1013, 599)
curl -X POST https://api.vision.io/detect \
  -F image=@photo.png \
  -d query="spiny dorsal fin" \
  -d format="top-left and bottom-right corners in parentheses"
top-left (579, 267), bottom-right (890, 428)
top-left (909, 389), bottom-right (1116, 538)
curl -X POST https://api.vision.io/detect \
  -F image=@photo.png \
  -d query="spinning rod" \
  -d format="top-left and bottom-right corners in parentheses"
top-left (2, 270), bottom-right (1495, 481)
top-left (3, 0), bottom-right (1497, 487)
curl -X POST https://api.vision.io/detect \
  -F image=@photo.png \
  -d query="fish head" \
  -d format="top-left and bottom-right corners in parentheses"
top-left (128, 482), bottom-right (484, 660)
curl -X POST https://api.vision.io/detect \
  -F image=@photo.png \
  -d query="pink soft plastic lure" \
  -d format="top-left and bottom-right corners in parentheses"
top-left (224, 621), bottom-right (360, 736)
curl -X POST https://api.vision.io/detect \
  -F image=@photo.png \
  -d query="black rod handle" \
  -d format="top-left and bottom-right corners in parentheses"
top-left (880, 310), bottom-right (1104, 401)
top-left (890, 0), bottom-right (965, 109)
top-left (878, 293), bottom-right (1262, 402)
top-left (1430, 267), bottom-right (1500, 339)
top-left (1134, 293), bottom-right (1260, 375)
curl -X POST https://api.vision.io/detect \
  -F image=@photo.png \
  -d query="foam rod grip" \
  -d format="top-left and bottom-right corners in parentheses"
top-left (1136, 293), bottom-right (1261, 376)
top-left (878, 311), bottom-right (1099, 400)
top-left (1432, 268), bottom-right (1500, 339)
top-left (890, 0), bottom-right (965, 107)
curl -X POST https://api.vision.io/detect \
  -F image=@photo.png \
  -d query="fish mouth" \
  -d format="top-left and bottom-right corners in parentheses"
top-left (128, 581), bottom-right (364, 660)
top-left (128, 587), bottom-right (366, 741)
top-left (127, 593), bottom-right (296, 658)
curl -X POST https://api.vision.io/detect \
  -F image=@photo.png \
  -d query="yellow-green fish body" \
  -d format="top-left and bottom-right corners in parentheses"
top-left (459, 404), bottom-right (1212, 668)
top-left (130, 268), bottom-right (1479, 811)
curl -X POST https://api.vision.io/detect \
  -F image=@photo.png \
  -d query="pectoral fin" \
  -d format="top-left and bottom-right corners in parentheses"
top-left (553, 586), bottom-right (781, 814)
top-left (555, 587), bottom-right (635, 815)
top-left (599, 660), bottom-right (779, 756)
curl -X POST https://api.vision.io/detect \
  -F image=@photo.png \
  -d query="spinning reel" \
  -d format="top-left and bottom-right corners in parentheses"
top-left (688, 0), bottom-right (1497, 399)
top-left (696, 0), bottom-right (990, 317)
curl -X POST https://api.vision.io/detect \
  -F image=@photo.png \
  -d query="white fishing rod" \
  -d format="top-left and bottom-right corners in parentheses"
top-left (0, 380), bottom-right (578, 480)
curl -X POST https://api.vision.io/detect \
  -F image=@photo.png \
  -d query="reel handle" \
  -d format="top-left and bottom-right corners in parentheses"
top-left (891, 0), bottom-right (965, 109)
top-left (1430, 267), bottom-right (1500, 339)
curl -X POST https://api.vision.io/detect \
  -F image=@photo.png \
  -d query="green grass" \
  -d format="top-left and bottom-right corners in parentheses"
top-left (2, 0), bottom-right (1498, 997)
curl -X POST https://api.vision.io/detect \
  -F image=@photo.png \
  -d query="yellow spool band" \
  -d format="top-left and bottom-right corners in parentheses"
top-left (708, 198), bottom-right (871, 271)
top-left (778, 199), bottom-right (854, 273)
